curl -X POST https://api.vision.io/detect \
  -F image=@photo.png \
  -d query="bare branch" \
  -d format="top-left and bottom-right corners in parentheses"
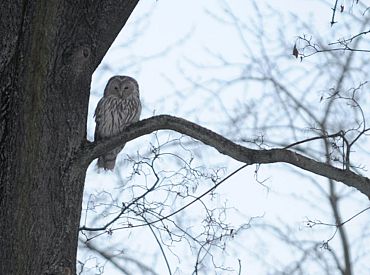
top-left (88, 0), bottom-right (140, 68)
top-left (328, 29), bottom-right (370, 46)
top-left (331, 0), bottom-right (339, 26)
top-left (78, 115), bottom-right (370, 199)
top-left (79, 238), bottom-right (159, 275)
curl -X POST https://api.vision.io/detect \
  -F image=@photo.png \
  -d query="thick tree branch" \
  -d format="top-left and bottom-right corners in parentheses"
top-left (89, 0), bottom-right (140, 68)
top-left (79, 115), bottom-right (370, 199)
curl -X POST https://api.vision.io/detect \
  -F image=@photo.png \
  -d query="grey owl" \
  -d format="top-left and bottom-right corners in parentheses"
top-left (94, 75), bottom-right (142, 170)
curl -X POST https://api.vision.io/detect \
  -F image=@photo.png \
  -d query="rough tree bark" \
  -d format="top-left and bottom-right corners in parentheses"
top-left (0, 1), bottom-right (139, 274)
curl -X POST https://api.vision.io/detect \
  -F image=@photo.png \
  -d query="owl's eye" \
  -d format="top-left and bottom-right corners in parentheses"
top-left (124, 86), bottom-right (129, 90)
top-left (114, 86), bottom-right (119, 90)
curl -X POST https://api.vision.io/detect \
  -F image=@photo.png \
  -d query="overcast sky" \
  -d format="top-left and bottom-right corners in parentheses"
top-left (80, 1), bottom-right (370, 274)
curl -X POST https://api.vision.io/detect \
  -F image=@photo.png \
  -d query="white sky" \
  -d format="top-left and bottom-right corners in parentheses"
top-left (81, 1), bottom-right (370, 274)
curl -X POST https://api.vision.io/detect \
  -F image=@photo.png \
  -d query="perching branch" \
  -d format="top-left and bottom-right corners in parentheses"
top-left (78, 115), bottom-right (370, 199)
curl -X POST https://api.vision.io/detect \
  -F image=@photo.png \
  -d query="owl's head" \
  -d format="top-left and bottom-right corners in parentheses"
top-left (104, 75), bottom-right (139, 98)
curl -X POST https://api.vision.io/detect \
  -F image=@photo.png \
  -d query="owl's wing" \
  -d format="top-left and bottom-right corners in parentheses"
top-left (94, 97), bottom-right (110, 142)
top-left (94, 123), bottom-right (101, 142)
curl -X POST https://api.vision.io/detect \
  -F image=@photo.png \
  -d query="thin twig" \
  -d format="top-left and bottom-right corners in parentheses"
top-left (331, 0), bottom-right (339, 26)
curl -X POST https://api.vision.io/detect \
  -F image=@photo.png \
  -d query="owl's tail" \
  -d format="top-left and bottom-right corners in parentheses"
top-left (97, 145), bottom-right (125, 171)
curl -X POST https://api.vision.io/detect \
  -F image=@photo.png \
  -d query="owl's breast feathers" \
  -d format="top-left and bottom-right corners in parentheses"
top-left (94, 94), bottom-right (141, 141)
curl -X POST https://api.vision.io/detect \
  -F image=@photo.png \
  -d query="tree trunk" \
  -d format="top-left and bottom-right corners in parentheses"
top-left (0, 1), bottom-right (138, 274)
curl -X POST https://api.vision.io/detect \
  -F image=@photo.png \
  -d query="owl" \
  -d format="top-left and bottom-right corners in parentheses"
top-left (94, 75), bottom-right (142, 170)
